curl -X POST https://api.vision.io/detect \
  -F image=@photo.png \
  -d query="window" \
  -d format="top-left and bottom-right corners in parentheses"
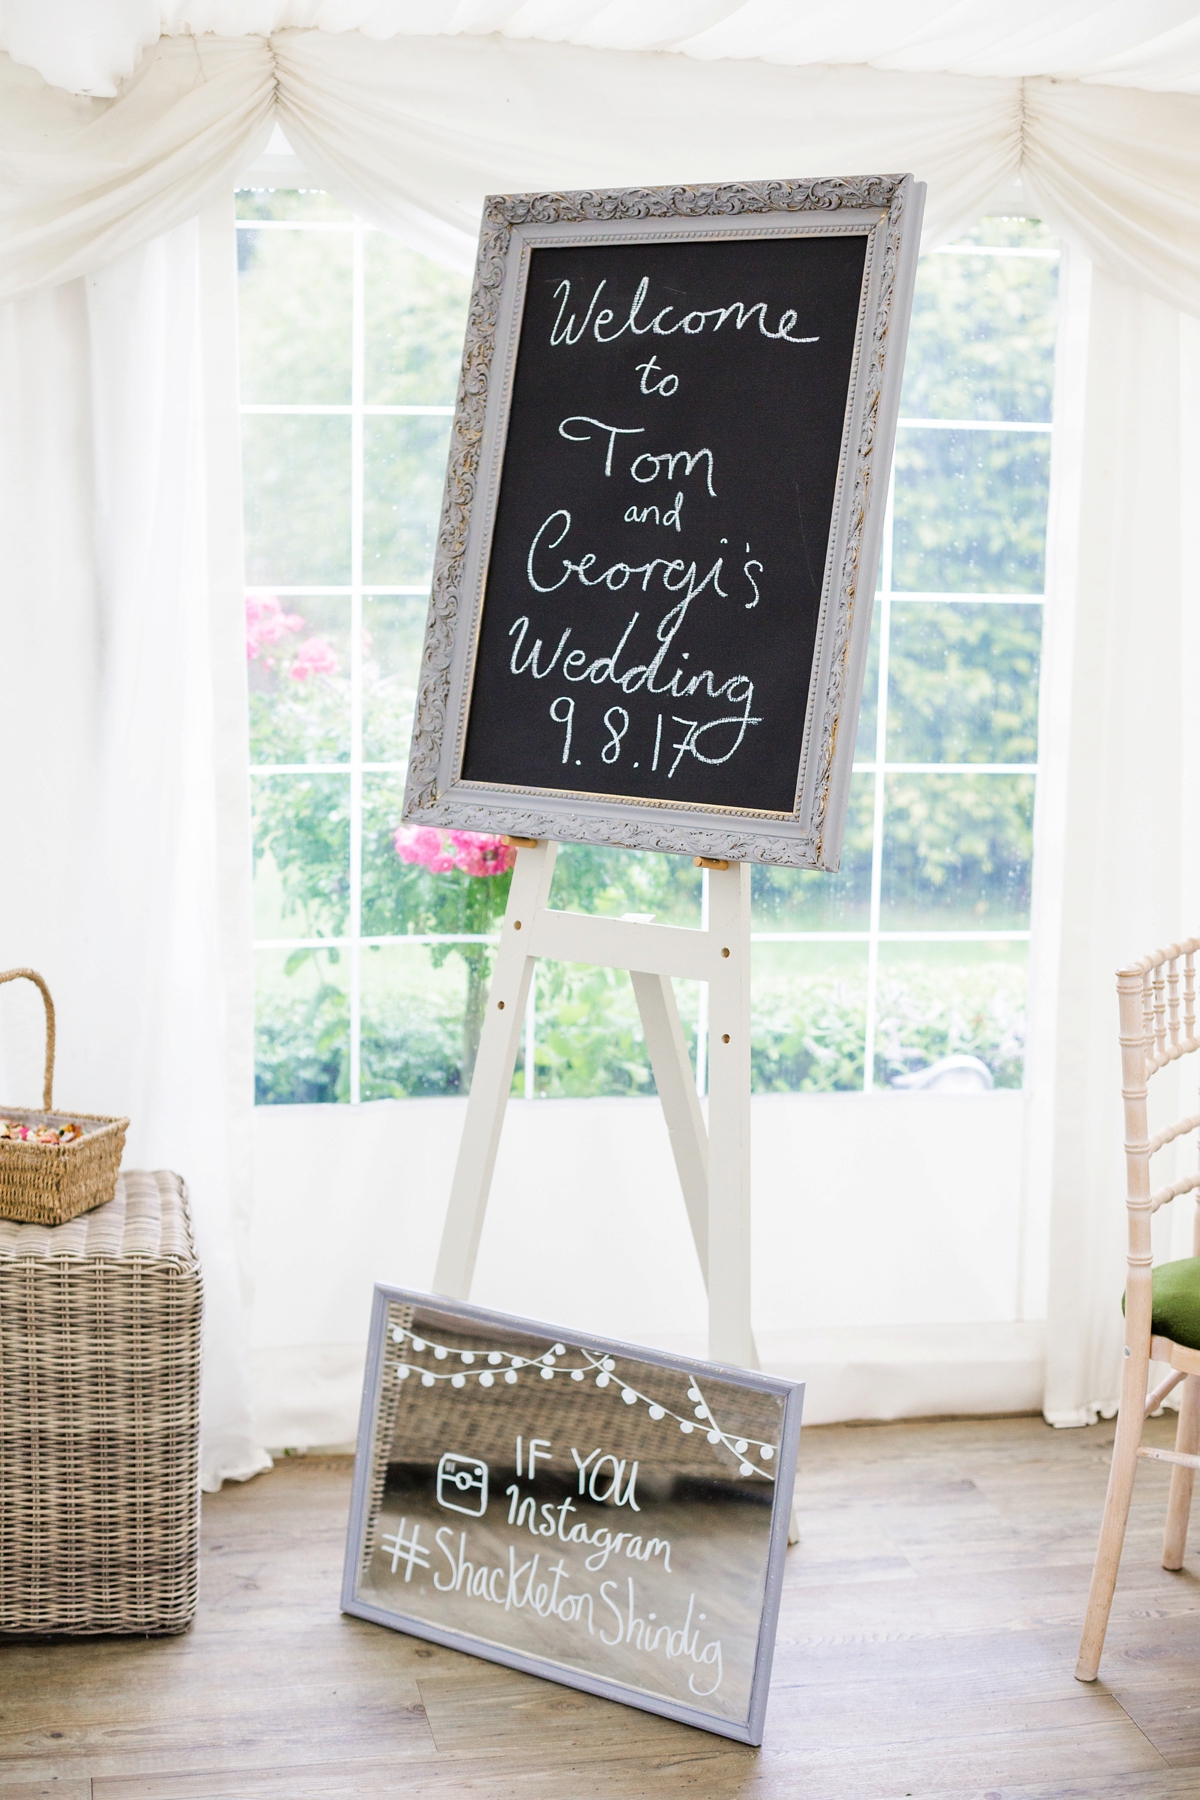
top-left (753, 217), bottom-right (1058, 1092)
top-left (239, 196), bottom-right (1057, 1104)
top-left (239, 187), bottom-right (469, 1104)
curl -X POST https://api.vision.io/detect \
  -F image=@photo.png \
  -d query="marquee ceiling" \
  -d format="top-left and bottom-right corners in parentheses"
top-left (3, 0), bottom-right (1200, 97)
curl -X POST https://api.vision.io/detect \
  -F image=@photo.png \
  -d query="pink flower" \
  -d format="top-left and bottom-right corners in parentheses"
top-left (448, 831), bottom-right (516, 878)
top-left (246, 595), bottom-right (303, 660)
top-left (393, 826), bottom-right (446, 869)
top-left (289, 636), bottom-right (339, 681)
top-left (393, 826), bottom-right (515, 878)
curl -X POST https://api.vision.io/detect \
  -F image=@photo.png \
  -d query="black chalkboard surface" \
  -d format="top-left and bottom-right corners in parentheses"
top-left (405, 180), bottom-right (924, 866)
top-left (462, 234), bottom-right (867, 815)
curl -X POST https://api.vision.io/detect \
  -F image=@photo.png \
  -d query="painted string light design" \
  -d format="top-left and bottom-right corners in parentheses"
top-left (388, 1323), bottom-right (777, 1481)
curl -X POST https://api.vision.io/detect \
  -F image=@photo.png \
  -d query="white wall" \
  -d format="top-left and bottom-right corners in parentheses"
top-left (249, 1088), bottom-right (1040, 1447)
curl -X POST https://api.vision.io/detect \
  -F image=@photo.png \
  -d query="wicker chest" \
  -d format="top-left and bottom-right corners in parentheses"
top-left (0, 1169), bottom-right (202, 1635)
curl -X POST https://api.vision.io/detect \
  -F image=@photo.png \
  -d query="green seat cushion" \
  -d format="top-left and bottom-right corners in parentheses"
top-left (1131, 1258), bottom-right (1200, 1352)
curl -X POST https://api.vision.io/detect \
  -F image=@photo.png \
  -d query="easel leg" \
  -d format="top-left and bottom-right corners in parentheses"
top-left (631, 971), bottom-right (709, 1284)
top-left (702, 869), bottom-right (794, 1538)
top-left (432, 842), bottom-right (558, 1299)
top-left (632, 967), bottom-right (765, 1374)
top-left (705, 863), bottom-right (753, 1369)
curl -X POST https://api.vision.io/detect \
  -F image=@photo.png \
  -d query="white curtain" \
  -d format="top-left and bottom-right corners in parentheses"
top-left (0, 218), bottom-right (267, 1489)
top-left (1037, 275), bottom-right (1200, 1424)
top-left (1, 24), bottom-right (1199, 1446)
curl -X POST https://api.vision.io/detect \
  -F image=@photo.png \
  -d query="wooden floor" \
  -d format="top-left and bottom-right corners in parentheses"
top-left (6, 1412), bottom-right (1200, 1799)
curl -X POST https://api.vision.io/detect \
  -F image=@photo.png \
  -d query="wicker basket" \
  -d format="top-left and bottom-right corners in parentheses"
top-left (0, 1169), bottom-right (203, 1636)
top-left (0, 967), bottom-right (128, 1225)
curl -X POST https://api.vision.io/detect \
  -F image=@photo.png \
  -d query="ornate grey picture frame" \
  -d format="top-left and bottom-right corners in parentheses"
top-left (402, 175), bottom-right (925, 868)
top-left (342, 1287), bottom-right (804, 1744)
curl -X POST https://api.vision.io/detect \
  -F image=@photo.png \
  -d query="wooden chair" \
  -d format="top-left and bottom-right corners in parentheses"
top-left (1077, 939), bottom-right (1200, 1682)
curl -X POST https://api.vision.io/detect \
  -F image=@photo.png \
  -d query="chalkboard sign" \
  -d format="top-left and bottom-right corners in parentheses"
top-left (342, 1288), bottom-right (803, 1743)
top-left (404, 176), bottom-right (923, 868)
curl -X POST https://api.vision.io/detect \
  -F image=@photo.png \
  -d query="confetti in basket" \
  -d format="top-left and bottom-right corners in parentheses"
top-left (0, 968), bottom-right (128, 1226)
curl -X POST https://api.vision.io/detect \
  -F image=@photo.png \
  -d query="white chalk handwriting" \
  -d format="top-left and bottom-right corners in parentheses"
top-left (423, 1527), bottom-right (724, 1695)
top-left (550, 277), bottom-right (819, 348)
top-left (559, 417), bottom-right (716, 497)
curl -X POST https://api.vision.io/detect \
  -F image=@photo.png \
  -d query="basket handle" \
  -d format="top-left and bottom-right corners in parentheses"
top-left (0, 968), bottom-right (55, 1111)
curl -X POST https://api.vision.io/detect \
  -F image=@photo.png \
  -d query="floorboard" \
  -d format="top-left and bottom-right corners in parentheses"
top-left (4, 1414), bottom-right (1200, 1798)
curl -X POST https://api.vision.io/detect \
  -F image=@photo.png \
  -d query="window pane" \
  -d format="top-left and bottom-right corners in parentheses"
top-left (891, 428), bottom-right (1051, 594)
top-left (248, 595), bottom-right (350, 765)
top-left (365, 236), bottom-right (470, 406)
top-left (881, 773), bottom-right (1034, 929)
top-left (236, 188), bottom-right (352, 223)
top-left (549, 846), bottom-right (701, 929)
top-left (886, 602), bottom-right (1041, 764)
top-left (531, 964), bottom-right (655, 1098)
top-left (253, 772), bottom-right (351, 938)
top-left (360, 783), bottom-right (512, 1092)
top-left (751, 773), bottom-right (873, 931)
top-left (254, 947), bottom-right (349, 1105)
top-left (363, 596), bottom-right (426, 764)
top-left (874, 940), bottom-right (1027, 1089)
top-left (364, 416), bottom-right (454, 586)
top-left (361, 944), bottom-right (471, 1099)
top-left (238, 227), bottom-right (352, 405)
top-left (361, 774), bottom-right (513, 942)
top-left (854, 602), bottom-right (881, 760)
top-left (751, 942), bottom-right (868, 1093)
top-left (361, 771), bottom-right (408, 938)
top-left (900, 247), bottom-right (1057, 424)
top-left (956, 218), bottom-right (1058, 250)
top-left (243, 415), bottom-right (351, 585)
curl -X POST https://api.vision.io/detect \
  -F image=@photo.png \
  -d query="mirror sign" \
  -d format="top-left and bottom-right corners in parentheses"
top-left (343, 1290), bottom-right (804, 1743)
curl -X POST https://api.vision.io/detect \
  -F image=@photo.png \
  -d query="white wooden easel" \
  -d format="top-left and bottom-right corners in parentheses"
top-left (432, 838), bottom-right (755, 1369)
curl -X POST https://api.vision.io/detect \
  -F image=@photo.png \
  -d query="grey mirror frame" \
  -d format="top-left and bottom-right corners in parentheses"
top-left (341, 1286), bottom-right (805, 1744)
top-left (402, 173), bottom-right (925, 869)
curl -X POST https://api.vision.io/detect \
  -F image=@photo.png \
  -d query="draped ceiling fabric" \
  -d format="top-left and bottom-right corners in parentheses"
top-left (0, 5), bottom-right (1198, 1461)
top-left (1, 30), bottom-right (1200, 309)
top-left (5, 2), bottom-right (1200, 95)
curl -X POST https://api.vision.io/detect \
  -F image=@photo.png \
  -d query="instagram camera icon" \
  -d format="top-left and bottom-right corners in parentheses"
top-left (436, 1452), bottom-right (489, 1517)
